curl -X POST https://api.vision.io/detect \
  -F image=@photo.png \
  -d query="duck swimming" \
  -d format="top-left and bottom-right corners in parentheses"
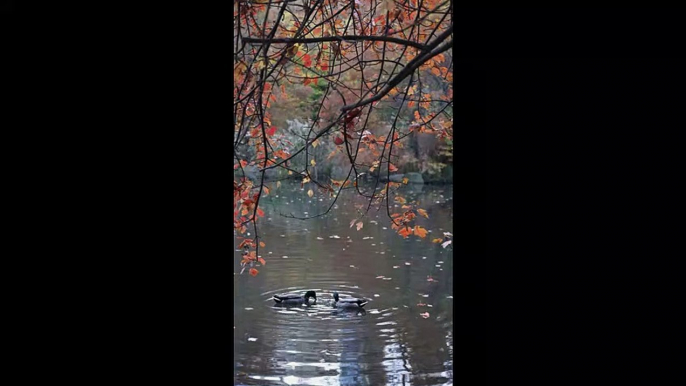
top-left (272, 290), bottom-right (317, 305)
top-left (332, 292), bottom-right (368, 308)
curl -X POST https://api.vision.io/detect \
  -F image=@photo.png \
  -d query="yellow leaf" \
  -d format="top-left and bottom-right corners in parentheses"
top-left (302, 176), bottom-right (311, 184)
top-left (402, 177), bottom-right (409, 184)
top-left (310, 159), bottom-right (316, 166)
top-left (312, 139), bottom-right (319, 148)
top-left (432, 238), bottom-right (443, 243)
top-left (288, 170), bottom-right (293, 175)
top-left (307, 189), bottom-right (314, 197)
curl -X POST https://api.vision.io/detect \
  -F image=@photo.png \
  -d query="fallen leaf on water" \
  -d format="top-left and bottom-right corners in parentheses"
top-left (249, 268), bottom-right (259, 276)
top-left (307, 189), bottom-right (314, 197)
top-left (420, 312), bottom-right (430, 319)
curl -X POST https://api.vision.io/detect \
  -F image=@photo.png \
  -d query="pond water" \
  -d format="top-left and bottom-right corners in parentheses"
top-left (234, 181), bottom-right (454, 386)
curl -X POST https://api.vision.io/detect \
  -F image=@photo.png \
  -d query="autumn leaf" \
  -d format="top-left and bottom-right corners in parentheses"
top-left (259, 241), bottom-right (265, 248)
top-left (431, 67), bottom-right (441, 76)
top-left (356, 222), bottom-right (363, 231)
top-left (389, 163), bottom-right (398, 172)
top-left (394, 196), bottom-right (406, 204)
top-left (398, 227), bottom-right (412, 238)
top-left (310, 159), bottom-right (316, 167)
top-left (414, 226), bottom-right (428, 238)
top-left (402, 177), bottom-right (409, 184)
top-left (302, 54), bottom-right (312, 67)
top-left (249, 268), bottom-right (259, 276)
top-left (256, 208), bottom-right (265, 217)
top-left (442, 240), bottom-right (452, 249)
top-left (311, 139), bottom-right (319, 148)
top-left (432, 238), bottom-right (443, 243)
top-left (350, 219), bottom-right (356, 228)
top-left (258, 257), bottom-right (266, 265)
top-left (417, 208), bottom-right (429, 218)
top-left (266, 126), bottom-right (277, 136)
top-left (307, 189), bottom-right (314, 198)
top-left (276, 181), bottom-right (281, 188)
top-left (420, 312), bottom-right (430, 319)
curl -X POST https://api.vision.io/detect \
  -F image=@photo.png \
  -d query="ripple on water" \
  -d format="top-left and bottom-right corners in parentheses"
top-left (235, 183), bottom-right (453, 386)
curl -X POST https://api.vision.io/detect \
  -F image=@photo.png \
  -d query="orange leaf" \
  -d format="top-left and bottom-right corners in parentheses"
top-left (256, 208), bottom-right (265, 217)
top-left (258, 257), bottom-right (266, 265)
top-left (432, 238), bottom-right (443, 243)
top-left (398, 227), bottom-right (412, 238)
top-left (389, 163), bottom-right (398, 172)
top-left (249, 268), bottom-right (259, 276)
top-left (259, 241), bottom-right (265, 248)
top-left (431, 67), bottom-right (441, 76)
top-left (414, 226), bottom-right (428, 238)
top-left (417, 208), bottom-right (429, 218)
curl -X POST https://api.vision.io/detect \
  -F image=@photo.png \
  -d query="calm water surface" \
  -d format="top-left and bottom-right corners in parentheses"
top-left (234, 182), bottom-right (453, 386)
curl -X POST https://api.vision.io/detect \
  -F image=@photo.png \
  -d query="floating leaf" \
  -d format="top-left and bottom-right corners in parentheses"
top-left (249, 268), bottom-right (259, 276)
top-left (259, 241), bottom-right (266, 248)
top-left (417, 208), bottom-right (429, 218)
top-left (432, 238), bottom-right (443, 243)
top-left (307, 189), bottom-right (314, 198)
top-left (258, 257), bottom-right (266, 265)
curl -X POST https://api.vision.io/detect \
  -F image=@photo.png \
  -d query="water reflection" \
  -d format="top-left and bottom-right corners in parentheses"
top-left (235, 181), bottom-right (453, 385)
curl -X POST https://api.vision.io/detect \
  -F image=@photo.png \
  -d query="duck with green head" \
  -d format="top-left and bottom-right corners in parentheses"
top-left (272, 290), bottom-right (317, 305)
top-left (332, 292), bottom-right (368, 308)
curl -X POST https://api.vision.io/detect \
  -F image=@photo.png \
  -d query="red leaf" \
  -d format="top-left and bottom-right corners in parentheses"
top-left (256, 208), bottom-right (265, 217)
top-left (303, 54), bottom-right (312, 67)
top-left (249, 268), bottom-right (259, 276)
top-left (266, 126), bottom-right (277, 136)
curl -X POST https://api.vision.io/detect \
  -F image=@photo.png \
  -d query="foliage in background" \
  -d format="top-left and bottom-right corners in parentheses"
top-left (234, 0), bottom-right (453, 274)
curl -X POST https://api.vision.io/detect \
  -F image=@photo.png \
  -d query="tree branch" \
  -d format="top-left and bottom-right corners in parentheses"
top-left (242, 35), bottom-right (430, 52)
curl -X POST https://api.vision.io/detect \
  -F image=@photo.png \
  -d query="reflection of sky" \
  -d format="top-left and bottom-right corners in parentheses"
top-left (383, 340), bottom-right (413, 385)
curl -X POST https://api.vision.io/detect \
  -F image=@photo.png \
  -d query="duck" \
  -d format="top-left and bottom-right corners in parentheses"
top-left (272, 290), bottom-right (317, 305)
top-left (332, 292), bottom-right (368, 308)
